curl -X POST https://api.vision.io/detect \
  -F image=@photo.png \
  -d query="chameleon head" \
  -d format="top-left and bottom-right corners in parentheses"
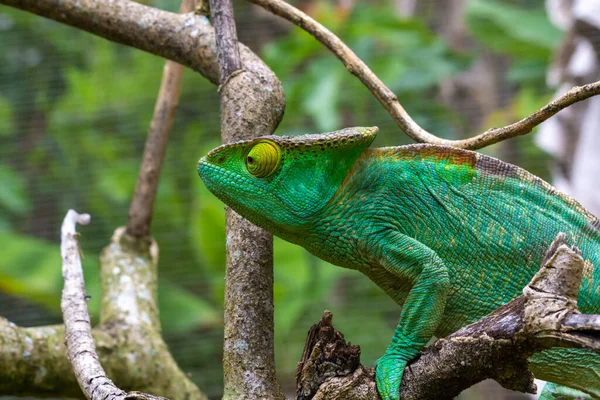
top-left (198, 126), bottom-right (378, 232)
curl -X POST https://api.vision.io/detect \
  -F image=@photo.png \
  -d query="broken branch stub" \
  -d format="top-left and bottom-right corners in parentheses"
top-left (296, 311), bottom-right (362, 399)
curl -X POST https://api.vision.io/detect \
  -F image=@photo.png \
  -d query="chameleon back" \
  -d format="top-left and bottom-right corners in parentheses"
top-left (310, 144), bottom-right (600, 397)
top-left (322, 144), bottom-right (600, 331)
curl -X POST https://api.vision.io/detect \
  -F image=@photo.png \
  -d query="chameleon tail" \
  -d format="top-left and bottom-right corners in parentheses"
top-left (531, 348), bottom-right (600, 399)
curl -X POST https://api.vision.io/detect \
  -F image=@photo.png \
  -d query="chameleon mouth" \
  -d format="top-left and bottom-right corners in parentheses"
top-left (197, 156), bottom-right (210, 176)
top-left (197, 157), bottom-right (268, 200)
top-left (198, 158), bottom-right (245, 185)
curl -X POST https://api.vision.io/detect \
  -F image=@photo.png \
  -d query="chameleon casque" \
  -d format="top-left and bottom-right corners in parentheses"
top-left (198, 126), bottom-right (600, 399)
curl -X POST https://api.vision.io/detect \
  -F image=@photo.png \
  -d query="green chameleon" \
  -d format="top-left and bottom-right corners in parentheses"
top-left (198, 127), bottom-right (600, 400)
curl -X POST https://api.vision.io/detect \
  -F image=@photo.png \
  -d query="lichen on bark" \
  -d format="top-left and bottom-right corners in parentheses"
top-left (97, 227), bottom-right (205, 399)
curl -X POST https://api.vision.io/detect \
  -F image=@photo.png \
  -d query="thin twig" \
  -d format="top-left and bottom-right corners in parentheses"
top-left (127, 0), bottom-right (197, 238)
top-left (248, 0), bottom-right (600, 150)
top-left (60, 210), bottom-right (167, 400)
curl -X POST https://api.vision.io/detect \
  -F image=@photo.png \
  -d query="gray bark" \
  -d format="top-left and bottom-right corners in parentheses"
top-left (61, 211), bottom-right (167, 400)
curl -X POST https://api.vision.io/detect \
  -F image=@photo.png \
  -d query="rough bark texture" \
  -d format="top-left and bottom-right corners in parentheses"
top-left (60, 210), bottom-right (120, 400)
top-left (97, 227), bottom-right (205, 399)
top-left (127, 0), bottom-right (197, 239)
top-left (61, 211), bottom-right (169, 400)
top-left (210, 0), bottom-right (242, 80)
top-left (296, 311), bottom-right (362, 400)
top-left (0, 0), bottom-right (274, 88)
top-left (298, 234), bottom-right (600, 400)
top-left (0, 320), bottom-right (86, 397)
top-left (209, 0), bottom-right (286, 398)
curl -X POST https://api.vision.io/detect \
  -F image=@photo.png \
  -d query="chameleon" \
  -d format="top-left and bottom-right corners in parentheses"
top-left (197, 126), bottom-right (600, 400)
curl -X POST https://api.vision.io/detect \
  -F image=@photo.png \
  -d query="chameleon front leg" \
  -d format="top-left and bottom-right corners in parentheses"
top-left (372, 233), bottom-right (449, 400)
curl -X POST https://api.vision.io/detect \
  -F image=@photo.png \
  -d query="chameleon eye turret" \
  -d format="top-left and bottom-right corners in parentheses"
top-left (245, 140), bottom-right (281, 178)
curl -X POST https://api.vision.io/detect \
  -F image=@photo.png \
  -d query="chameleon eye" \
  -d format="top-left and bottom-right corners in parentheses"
top-left (246, 140), bottom-right (281, 178)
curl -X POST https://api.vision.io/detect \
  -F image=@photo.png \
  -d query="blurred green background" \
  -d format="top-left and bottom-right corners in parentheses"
top-left (0, 0), bottom-right (563, 398)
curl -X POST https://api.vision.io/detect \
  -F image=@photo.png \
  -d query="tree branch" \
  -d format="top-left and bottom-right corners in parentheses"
top-left (0, 0), bottom-right (276, 88)
top-left (210, 0), bottom-right (242, 80)
top-left (247, 0), bottom-right (600, 150)
top-left (209, 0), bottom-right (285, 398)
top-left (0, 314), bottom-right (204, 398)
top-left (0, 320), bottom-right (89, 397)
top-left (97, 227), bottom-right (206, 399)
top-left (0, 217), bottom-right (206, 398)
top-left (297, 233), bottom-right (600, 399)
top-left (127, 0), bottom-right (197, 238)
top-left (61, 210), bottom-right (167, 400)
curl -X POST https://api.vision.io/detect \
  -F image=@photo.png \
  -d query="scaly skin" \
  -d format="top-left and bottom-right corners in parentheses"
top-left (198, 127), bottom-right (600, 399)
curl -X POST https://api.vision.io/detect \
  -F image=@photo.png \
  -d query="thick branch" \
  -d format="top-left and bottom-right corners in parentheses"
top-left (248, 0), bottom-right (600, 150)
top-left (0, 319), bottom-right (89, 397)
top-left (98, 227), bottom-right (206, 399)
top-left (61, 210), bottom-right (167, 400)
top-left (0, 0), bottom-right (276, 88)
top-left (298, 234), bottom-right (600, 399)
top-left (127, 0), bottom-right (197, 238)
top-left (209, 0), bottom-right (285, 398)
top-left (0, 315), bottom-right (203, 398)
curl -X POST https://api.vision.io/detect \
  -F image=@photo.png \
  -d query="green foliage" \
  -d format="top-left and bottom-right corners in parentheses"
top-left (0, 166), bottom-right (31, 216)
top-left (0, 231), bottom-right (99, 314)
top-left (467, 0), bottom-right (561, 59)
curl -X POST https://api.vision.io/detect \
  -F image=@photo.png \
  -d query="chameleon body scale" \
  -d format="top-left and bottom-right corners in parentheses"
top-left (198, 127), bottom-right (600, 399)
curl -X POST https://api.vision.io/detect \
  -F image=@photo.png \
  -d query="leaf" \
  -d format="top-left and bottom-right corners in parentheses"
top-left (97, 161), bottom-right (137, 203)
top-left (273, 237), bottom-right (352, 338)
top-left (302, 62), bottom-right (342, 131)
top-left (0, 97), bottom-right (13, 138)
